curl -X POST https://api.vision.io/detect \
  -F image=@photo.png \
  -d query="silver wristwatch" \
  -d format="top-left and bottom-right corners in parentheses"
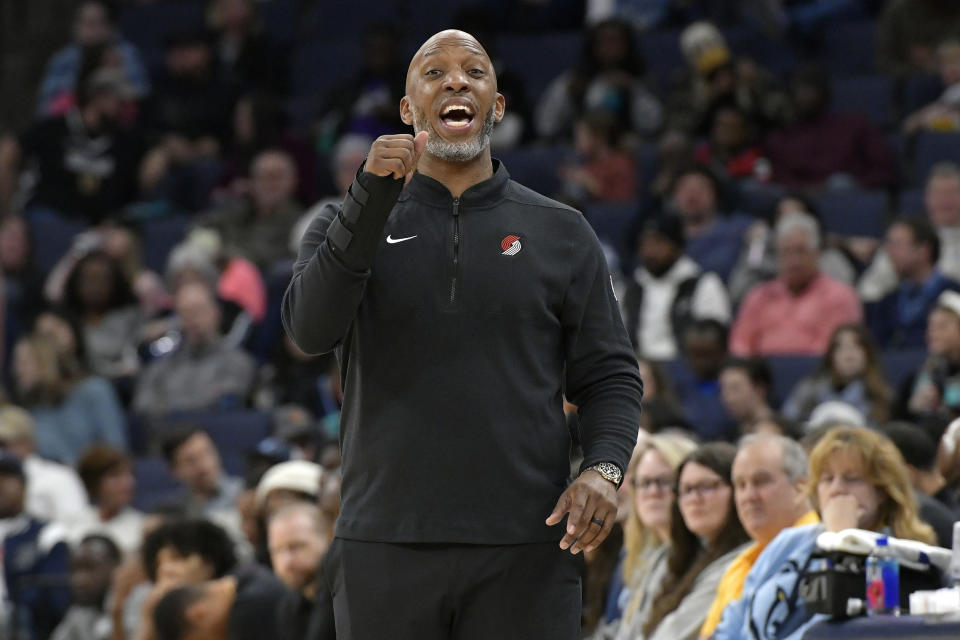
top-left (583, 462), bottom-right (623, 488)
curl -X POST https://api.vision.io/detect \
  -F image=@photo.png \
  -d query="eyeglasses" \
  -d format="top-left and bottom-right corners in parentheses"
top-left (632, 475), bottom-right (675, 493)
top-left (678, 479), bottom-right (727, 500)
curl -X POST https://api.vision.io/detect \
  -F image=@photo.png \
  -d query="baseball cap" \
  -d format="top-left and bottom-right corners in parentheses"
top-left (254, 460), bottom-right (323, 509)
top-left (0, 406), bottom-right (36, 444)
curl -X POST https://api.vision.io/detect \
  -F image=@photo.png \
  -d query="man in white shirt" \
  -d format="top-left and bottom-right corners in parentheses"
top-left (0, 406), bottom-right (88, 526)
top-left (621, 215), bottom-right (731, 360)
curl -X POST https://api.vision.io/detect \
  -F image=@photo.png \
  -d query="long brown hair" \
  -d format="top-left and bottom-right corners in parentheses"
top-left (642, 442), bottom-right (749, 637)
top-left (821, 324), bottom-right (891, 423)
top-left (808, 426), bottom-right (935, 544)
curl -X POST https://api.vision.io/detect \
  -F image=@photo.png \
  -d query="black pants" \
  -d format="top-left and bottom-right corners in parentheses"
top-left (323, 538), bottom-right (583, 640)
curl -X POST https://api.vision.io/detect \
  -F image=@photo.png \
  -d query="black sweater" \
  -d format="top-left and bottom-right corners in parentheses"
top-left (282, 160), bottom-right (642, 544)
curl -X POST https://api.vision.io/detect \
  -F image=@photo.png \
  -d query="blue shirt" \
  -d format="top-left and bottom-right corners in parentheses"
top-left (31, 377), bottom-right (127, 465)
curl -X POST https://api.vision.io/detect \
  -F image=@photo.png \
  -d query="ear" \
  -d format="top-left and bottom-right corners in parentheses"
top-left (400, 96), bottom-right (413, 127)
top-left (494, 92), bottom-right (506, 123)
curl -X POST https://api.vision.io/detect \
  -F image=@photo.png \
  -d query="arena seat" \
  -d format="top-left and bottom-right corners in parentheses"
top-left (25, 209), bottom-right (88, 275)
top-left (831, 75), bottom-right (895, 129)
top-left (290, 38), bottom-right (362, 104)
top-left (766, 355), bottom-right (819, 407)
top-left (820, 20), bottom-right (876, 75)
top-left (496, 146), bottom-right (565, 198)
top-left (584, 201), bottom-right (639, 265)
top-left (902, 74), bottom-right (944, 117)
top-left (118, 1), bottom-right (207, 74)
top-left (881, 348), bottom-right (927, 392)
top-left (897, 187), bottom-right (925, 216)
top-left (498, 32), bottom-right (582, 105)
top-left (814, 189), bottom-right (889, 238)
top-left (736, 180), bottom-right (786, 218)
top-left (140, 215), bottom-right (191, 274)
top-left (148, 410), bottom-right (273, 462)
top-left (913, 132), bottom-right (960, 186)
top-left (132, 456), bottom-right (180, 510)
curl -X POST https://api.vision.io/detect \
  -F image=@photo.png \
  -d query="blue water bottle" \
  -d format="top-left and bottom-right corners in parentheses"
top-left (866, 536), bottom-right (900, 616)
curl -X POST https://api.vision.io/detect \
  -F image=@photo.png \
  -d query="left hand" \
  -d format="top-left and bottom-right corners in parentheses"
top-left (545, 470), bottom-right (618, 554)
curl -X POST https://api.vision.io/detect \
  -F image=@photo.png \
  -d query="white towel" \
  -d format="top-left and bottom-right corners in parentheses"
top-left (815, 528), bottom-right (952, 571)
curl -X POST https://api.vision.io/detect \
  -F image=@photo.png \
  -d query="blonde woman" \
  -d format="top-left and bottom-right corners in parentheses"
top-left (591, 433), bottom-right (697, 640)
top-left (711, 426), bottom-right (935, 640)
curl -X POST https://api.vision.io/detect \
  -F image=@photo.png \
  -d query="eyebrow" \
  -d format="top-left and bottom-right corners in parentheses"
top-left (422, 45), bottom-right (486, 59)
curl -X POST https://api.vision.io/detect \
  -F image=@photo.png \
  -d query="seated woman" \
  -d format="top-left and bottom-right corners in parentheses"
top-left (711, 426), bottom-right (936, 640)
top-left (592, 433), bottom-right (697, 639)
top-left (74, 445), bottom-right (145, 554)
top-left (11, 333), bottom-right (127, 464)
top-left (782, 324), bottom-right (892, 426)
top-left (619, 442), bottom-right (750, 640)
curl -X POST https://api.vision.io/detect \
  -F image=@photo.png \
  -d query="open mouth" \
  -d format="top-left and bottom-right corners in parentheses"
top-left (439, 101), bottom-right (476, 131)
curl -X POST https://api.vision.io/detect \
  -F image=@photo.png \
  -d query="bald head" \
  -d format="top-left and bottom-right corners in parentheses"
top-left (406, 30), bottom-right (494, 94)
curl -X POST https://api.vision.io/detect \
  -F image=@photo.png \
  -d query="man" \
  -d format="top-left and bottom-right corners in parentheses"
top-left (143, 519), bottom-right (286, 640)
top-left (861, 162), bottom-right (960, 301)
top-left (764, 64), bottom-right (894, 189)
top-left (35, 0), bottom-right (150, 116)
top-left (133, 282), bottom-right (256, 416)
top-left (159, 429), bottom-right (243, 521)
top-left (730, 212), bottom-right (862, 356)
top-left (868, 217), bottom-right (960, 348)
top-left (152, 566), bottom-right (288, 640)
top-left (266, 503), bottom-right (334, 640)
top-left (700, 434), bottom-right (818, 638)
top-left (196, 150), bottom-right (303, 271)
top-left (621, 214), bottom-right (731, 360)
top-left (282, 29), bottom-right (642, 639)
top-left (666, 165), bottom-right (753, 282)
top-left (0, 453), bottom-right (71, 640)
top-left (880, 422), bottom-right (958, 546)
top-left (0, 69), bottom-right (145, 224)
top-left (674, 319), bottom-right (737, 440)
top-left (50, 535), bottom-right (122, 640)
top-left (719, 358), bottom-right (776, 435)
top-left (0, 406), bottom-right (88, 527)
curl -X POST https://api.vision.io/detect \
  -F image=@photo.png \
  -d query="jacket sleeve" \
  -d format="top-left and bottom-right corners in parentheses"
top-left (562, 216), bottom-right (643, 477)
top-left (282, 171), bottom-right (403, 354)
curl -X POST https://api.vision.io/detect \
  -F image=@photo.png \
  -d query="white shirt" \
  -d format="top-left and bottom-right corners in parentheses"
top-left (23, 455), bottom-right (88, 526)
top-left (71, 506), bottom-right (145, 554)
top-left (635, 256), bottom-right (731, 360)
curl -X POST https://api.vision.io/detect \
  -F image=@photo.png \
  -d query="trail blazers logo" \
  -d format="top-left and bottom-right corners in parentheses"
top-left (501, 235), bottom-right (522, 256)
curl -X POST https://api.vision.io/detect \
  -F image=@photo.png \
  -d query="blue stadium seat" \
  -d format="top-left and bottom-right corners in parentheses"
top-left (638, 29), bottom-right (683, 92)
top-left (881, 348), bottom-right (927, 393)
top-left (298, 0), bottom-right (401, 39)
top-left (132, 456), bottom-right (180, 511)
top-left (259, 0), bottom-right (298, 45)
top-left (725, 27), bottom-right (797, 76)
top-left (820, 20), bottom-right (876, 75)
top-left (141, 215), bottom-right (191, 274)
top-left (496, 146), bottom-right (566, 198)
top-left (151, 410), bottom-right (272, 463)
top-left (913, 132), bottom-right (960, 186)
top-left (902, 74), bottom-right (944, 116)
top-left (25, 209), bottom-right (88, 275)
top-left (290, 38), bottom-right (362, 103)
top-left (736, 180), bottom-right (785, 218)
top-left (831, 75), bottom-right (895, 129)
top-left (583, 201), bottom-right (639, 265)
top-left (814, 189), bottom-right (889, 238)
top-left (767, 355), bottom-right (819, 408)
top-left (898, 187), bottom-right (925, 216)
top-left (498, 32), bottom-right (582, 106)
top-left (118, 1), bottom-right (207, 74)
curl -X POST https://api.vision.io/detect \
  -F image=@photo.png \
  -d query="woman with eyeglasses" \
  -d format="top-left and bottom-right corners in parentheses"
top-left (710, 426), bottom-right (936, 640)
top-left (616, 442), bottom-right (749, 640)
top-left (592, 433), bottom-right (698, 639)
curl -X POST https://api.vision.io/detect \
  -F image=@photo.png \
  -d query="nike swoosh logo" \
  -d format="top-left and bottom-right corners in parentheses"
top-left (386, 235), bottom-right (417, 244)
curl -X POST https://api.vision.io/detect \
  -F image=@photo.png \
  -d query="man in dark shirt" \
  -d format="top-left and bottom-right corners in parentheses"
top-left (0, 69), bottom-right (144, 224)
top-left (152, 563), bottom-right (287, 640)
top-left (283, 30), bottom-right (642, 639)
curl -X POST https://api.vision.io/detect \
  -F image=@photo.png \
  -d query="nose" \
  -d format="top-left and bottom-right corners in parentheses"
top-left (443, 69), bottom-right (471, 93)
top-left (826, 476), bottom-right (848, 497)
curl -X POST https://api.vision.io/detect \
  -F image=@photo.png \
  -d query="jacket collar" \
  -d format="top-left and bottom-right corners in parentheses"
top-left (400, 159), bottom-right (510, 208)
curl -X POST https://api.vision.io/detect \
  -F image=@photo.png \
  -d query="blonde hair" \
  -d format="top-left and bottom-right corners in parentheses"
top-left (808, 426), bottom-right (935, 544)
top-left (14, 334), bottom-right (79, 406)
top-left (621, 433), bottom-right (697, 619)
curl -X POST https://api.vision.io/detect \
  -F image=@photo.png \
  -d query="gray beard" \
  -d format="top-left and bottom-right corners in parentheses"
top-left (413, 105), bottom-right (496, 162)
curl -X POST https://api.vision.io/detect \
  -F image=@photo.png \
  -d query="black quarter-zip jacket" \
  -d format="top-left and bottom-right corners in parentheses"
top-left (282, 160), bottom-right (643, 544)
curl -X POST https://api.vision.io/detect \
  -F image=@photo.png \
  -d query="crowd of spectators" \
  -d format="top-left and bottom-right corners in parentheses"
top-left (0, 0), bottom-right (959, 639)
